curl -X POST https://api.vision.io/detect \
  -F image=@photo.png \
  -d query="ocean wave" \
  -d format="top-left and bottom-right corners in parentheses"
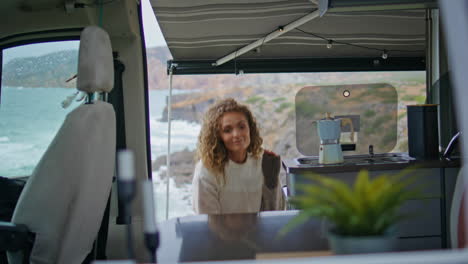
top-left (152, 170), bottom-right (194, 222)
top-left (150, 135), bottom-right (198, 148)
top-left (0, 142), bottom-right (43, 176)
top-left (150, 119), bottom-right (201, 136)
top-left (0, 136), bottom-right (10, 142)
top-left (0, 142), bottom-right (36, 152)
top-left (149, 119), bottom-right (200, 159)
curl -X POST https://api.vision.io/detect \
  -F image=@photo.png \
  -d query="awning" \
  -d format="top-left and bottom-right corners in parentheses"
top-left (150, 0), bottom-right (433, 74)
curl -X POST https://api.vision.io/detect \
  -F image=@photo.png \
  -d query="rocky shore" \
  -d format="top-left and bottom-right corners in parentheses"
top-left (152, 148), bottom-right (196, 187)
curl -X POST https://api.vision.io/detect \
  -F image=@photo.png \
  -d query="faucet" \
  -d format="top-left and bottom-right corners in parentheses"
top-left (443, 132), bottom-right (461, 160)
top-left (369, 145), bottom-right (374, 158)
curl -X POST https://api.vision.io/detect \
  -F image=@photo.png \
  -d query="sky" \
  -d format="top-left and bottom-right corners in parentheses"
top-left (2, 0), bottom-right (166, 64)
top-left (142, 0), bottom-right (167, 48)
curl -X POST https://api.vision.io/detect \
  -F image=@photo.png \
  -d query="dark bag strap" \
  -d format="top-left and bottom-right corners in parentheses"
top-left (260, 151), bottom-right (286, 211)
top-left (261, 151), bottom-right (280, 190)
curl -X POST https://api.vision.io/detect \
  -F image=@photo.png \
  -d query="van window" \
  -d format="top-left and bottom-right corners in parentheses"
top-left (146, 46), bottom-right (426, 221)
top-left (0, 41), bottom-right (80, 177)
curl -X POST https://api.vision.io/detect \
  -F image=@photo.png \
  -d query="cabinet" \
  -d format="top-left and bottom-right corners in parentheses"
top-left (284, 165), bottom-right (460, 251)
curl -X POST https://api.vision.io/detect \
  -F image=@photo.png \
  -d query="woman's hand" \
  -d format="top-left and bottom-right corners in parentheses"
top-left (264, 149), bottom-right (278, 157)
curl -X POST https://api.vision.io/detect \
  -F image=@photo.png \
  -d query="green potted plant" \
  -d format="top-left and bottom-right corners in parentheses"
top-left (279, 167), bottom-right (423, 254)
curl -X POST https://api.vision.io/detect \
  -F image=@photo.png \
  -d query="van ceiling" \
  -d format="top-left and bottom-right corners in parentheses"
top-left (0, 0), bottom-right (138, 47)
top-left (151, 0), bottom-right (432, 73)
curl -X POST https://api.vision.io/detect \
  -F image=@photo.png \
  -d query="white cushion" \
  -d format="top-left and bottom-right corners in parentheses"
top-left (10, 101), bottom-right (116, 264)
top-left (77, 26), bottom-right (114, 93)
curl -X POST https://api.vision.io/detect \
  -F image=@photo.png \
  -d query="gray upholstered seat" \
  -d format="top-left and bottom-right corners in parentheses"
top-left (7, 26), bottom-right (116, 264)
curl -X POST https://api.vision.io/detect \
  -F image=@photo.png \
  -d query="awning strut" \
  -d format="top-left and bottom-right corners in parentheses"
top-left (213, 9), bottom-right (321, 67)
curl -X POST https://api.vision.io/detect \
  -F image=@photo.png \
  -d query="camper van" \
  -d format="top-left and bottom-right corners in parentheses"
top-left (1, 0), bottom-right (468, 263)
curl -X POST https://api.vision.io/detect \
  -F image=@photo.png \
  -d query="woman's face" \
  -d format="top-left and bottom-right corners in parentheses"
top-left (219, 111), bottom-right (251, 159)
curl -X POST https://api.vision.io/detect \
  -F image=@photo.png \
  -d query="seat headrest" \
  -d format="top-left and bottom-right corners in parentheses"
top-left (77, 26), bottom-right (114, 94)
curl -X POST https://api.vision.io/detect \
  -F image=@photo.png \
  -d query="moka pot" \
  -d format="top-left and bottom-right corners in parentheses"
top-left (317, 119), bottom-right (344, 164)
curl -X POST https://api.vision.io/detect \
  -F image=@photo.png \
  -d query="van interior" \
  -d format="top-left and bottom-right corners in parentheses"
top-left (1, 0), bottom-right (468, 263)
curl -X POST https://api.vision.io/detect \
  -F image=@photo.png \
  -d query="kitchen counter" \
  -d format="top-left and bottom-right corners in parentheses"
top-left (155, 210), bottom-right (445, 263)
top-left (156, 211), bottom-right (329, 263)
top-left (282, 154), bottom-right (460, 174)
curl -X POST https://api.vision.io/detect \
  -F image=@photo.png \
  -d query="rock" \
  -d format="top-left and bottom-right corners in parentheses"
top-left (160, 88), bottom-right (254, 122)
top-left (160, 93), bottom-right (213, 123)
top-left (153, 149), bottom-right (197, 187)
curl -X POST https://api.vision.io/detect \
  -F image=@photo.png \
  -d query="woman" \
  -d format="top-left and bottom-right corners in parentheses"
top-left (192, 98), bottom-right (285, 214)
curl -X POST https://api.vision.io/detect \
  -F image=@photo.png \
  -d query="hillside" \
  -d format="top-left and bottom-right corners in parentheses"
top-left (2, 47), bottom-right (172, 89)
top-left (2, 50), bottom-right (79, 88)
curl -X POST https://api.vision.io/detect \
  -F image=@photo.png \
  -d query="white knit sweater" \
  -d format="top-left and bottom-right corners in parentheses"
top-left (192, 153), bottom-right (264, 214)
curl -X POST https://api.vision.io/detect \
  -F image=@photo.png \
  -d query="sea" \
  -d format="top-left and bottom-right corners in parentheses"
top-left (0, 86), bottom-right (200, 222)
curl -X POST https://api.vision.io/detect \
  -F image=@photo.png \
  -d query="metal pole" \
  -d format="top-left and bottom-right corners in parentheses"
top-left (213, 10), bottom-right (321, 67)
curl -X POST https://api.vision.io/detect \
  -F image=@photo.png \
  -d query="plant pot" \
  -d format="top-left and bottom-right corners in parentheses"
top-left (327, 231), bottom-right (398, 255)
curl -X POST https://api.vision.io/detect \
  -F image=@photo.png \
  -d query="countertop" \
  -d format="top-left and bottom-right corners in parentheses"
top-left (282, 154), bottom-right (460, 174)
top-left (156, 211), bottom-right (328, 263)
top-left (155, 209), bottom-right (448, 263)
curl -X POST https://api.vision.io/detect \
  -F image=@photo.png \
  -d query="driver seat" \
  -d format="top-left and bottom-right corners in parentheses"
top-left (2, 26), bottom-right (116, 264)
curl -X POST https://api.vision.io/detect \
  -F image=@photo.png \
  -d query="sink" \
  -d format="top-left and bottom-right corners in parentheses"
top-left (296, 153), bottom-right (413, 167)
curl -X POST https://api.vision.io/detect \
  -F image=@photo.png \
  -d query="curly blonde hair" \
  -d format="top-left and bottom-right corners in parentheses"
top-left (197, 98), bottom-right (263, 184)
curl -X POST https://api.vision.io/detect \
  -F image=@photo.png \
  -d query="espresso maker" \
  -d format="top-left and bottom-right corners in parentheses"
top-left (317, 113), bottom-right (344, 164)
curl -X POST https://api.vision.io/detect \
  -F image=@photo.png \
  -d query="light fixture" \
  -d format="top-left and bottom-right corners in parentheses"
top-left (381, 49), bottom-right (388, 60)
top-left (326, 40), bottom-right (333, 49)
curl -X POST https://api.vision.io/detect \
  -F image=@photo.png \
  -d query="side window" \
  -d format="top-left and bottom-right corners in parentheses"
top-left (0, 41), bottom-right (80, 177)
